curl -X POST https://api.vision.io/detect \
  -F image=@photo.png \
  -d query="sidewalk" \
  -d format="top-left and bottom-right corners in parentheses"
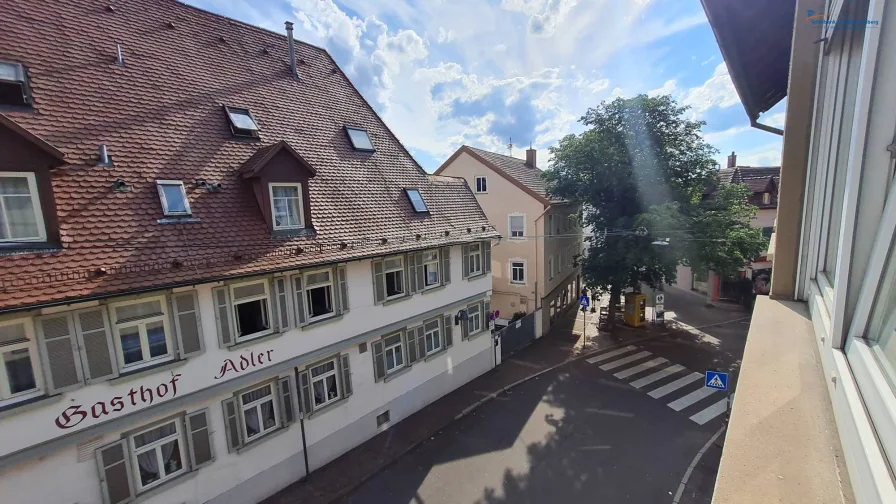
top-left (262, 305), bottom-right (651, 504)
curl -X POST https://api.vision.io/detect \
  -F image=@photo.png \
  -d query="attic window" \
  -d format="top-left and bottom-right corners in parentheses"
top-left (0, 61), bottom-right (32, 107)
top-left (405, 189), bottom-right (428, 213)
top-left (345, 126), bottom-right (374, 151)
top-left (224, 106), bottom-right (259, 138)
top-left (156, 180), bottom-right (191, 216)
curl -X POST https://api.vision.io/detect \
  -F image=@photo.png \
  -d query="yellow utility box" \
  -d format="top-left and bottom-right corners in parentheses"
top-left (624, 293), bottom-right (647, 328)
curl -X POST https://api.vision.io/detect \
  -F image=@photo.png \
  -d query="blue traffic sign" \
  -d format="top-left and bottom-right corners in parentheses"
top-left (705, 371), bottom-right (728, 390)
top-left (579, 295), bottom-right (590, 308)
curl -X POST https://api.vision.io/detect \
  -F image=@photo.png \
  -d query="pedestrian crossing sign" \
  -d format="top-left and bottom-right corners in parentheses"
top-left (705, 371), bottom-right (728, 390)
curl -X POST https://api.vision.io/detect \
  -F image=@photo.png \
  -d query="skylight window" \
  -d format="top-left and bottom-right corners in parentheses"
top-left (0, 61), bottom-right (32, 107)
top-left (345, 126), bottom-right (374, 151)
top-left (224, 106), bottom-right (259, 138)
top-left (405, 189), bottom-right (428, 213)
top-left (156, 180), bottom-right (191, 216)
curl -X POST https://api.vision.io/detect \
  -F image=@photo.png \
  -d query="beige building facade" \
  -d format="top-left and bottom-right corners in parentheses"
top-left (436, 146), bottom-right (583, 335)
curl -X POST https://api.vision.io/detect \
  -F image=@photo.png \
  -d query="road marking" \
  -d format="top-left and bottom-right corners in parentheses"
top-left (689, 398), bottom-right (730, 425)
top-left (585, 408), bottom-right (635, 418)
top-left (672, 425), bottom-right (726, 504)
top-left (585, 345), bottom-right (637, 364)
top-left (614, 357), bottom-right (668, 379)
top-left (599, 351), bottom-right (652, 371)
top-left (629, 364), bottom-right (685, 389)
top-left (648, 372), bottom-right (703, 398)
top-left (668, 387), bottom-right (719, 411)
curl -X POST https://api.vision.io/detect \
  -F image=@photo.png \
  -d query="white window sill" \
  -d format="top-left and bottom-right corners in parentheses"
top-left (383, 294), bottom-right (412, 306)
top-left (228, 330), bottom-right (281, 351)
top-left (424, 348), bottom-right (448, 362)
top-left (420, 284), bottom-right (446, 295)
top-left (307, 396), bottom-right (349, 419)
top-left (301, 313), bottom-right (344, 330)
top-left (383, 366), bottom-right (412, 383)
top-left (236, 425), bottom-right (291, 454)
top-left (112, 359), bottom-right (187, 384)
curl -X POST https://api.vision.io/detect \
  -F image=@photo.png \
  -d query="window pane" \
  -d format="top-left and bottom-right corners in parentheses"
top-left (0, 322), bottom-right (27, 345)
top-left (228, 110), bottom-right (258, 131)
top-left (137, 451), bottom-right (161, 486)
top-left (120, 327), bottom-right (143, 365)
top-left (306, 285), bottom-right (333, 318)
top-left (393, 346), bottom-right (403, 366)
top-left (232, 282), bottom-right (266, 301)
top-left (146, 321), bottom-right (167, 358)
top-left (386, 351), bottom-right (395, 370)
top-left (3, 348), bottom-right (36, 394)
top-left (0, 177), bottom-right (31, 195)
top-left (272, 186), bottom-right (299, 199)
top-left (235, 299), bottom-right (269, 337)
top-left (384, 334), bottom-right (402, 347)
top-left (260, 400), bottom-right (276, 430)
top-left (312, 379), bottom-right (326, 406)
top-left (160, 440), bottom-right (183, 476)
top-left (384, 258), bottom-right (402, 270)
top-left (325, 375), bottom-right (338, 401)
top-left (2, 195), bottom-right (39, 239)
top-left (867, 243), bottom-right (896, 392)
top-left (386, 271), bottom-right (404, 297)
top-left (244, 407), bottom-right (260, 438)
top-left (133, 421), bottom-right (177, 449)
top-left (115, 300), bottom-right (163, 322)
top-left (160, 184), bottom-right (187, 214)
top-left (347, 128), bottom-right (374, 150)
top-left (305, 271), bottom-right (330, 285)
top-left (310, 360), bottom-right (336, 377)
top-left (241, 385), bottom-right (272, 404)
top-left (424, 263), bottom-right (439, 286)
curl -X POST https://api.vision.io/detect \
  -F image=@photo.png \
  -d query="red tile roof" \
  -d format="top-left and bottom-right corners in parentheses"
top-left (704, 166), bottom-right (780, 208)
top-left (0, 0), bottom-right (497, 312)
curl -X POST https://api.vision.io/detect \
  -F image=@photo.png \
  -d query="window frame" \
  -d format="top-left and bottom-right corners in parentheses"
top-left (229, 279), bottom-right (273, 342)
top-left (268, 182), bottom-right (305, 230)
top-left (155, 180), bottom-right (191, 217)
top-left (0, 317), bottom-right (43, 404)
top-left (423, 318), bottom-right (441, 355)
top-left (303, 268), bottom-right (335, 322)
top-left (422, 249), bottom-right (441, 289)
top-left (0, 171), bottom-right (46, 242)
top-left (345, 126), bottom-right (375, 152)
top-left (405, 188), bottom-right (429, 213)
top-left (467, 303), bottom-right (482, 335)
top-left (475, 176), bottom-right (488, 194)
top-left (467, 243), bottom-right (483, 277)
top-left (384, 256), bottom-right (406, 300)
top-left (382, 332), bottom-right (405, 374)
top-left (510, 259), bottom-right (526, 285)
top-left (109, 295), bottom-right (175, 371)
top-left (128, 417), bottom-right (188, 493)
top-left (308, 357), bottom-right (341, 409)
top-left (224, 105), bottom-right (260, 138)
top-left (508, 213), bottom-right (525, 239)
top-left (237, 381), bottom-right (280, 443)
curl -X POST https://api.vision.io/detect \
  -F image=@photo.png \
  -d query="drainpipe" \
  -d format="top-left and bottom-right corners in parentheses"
top-left (751, 117), bottom-right (784, 136)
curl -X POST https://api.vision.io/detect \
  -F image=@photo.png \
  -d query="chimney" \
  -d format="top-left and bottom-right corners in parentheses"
top-left (525, 147), bottom-right (536, 167)
top-left (727, 151), bottom-right (737, 168)
top-left (285, 21), bottom-right (298, 80)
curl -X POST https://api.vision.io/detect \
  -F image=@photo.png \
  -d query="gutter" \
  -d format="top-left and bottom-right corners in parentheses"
top-left (751, 117), bottom-right (784, 136)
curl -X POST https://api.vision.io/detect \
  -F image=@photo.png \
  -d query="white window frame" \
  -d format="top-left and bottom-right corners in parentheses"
top-left (110, 295), bottom-right (175, 371)
top-left (422, 250), bottom-right (441, 289)
top-left (475, 176), bottom-right (488, 193)
top-left (467, 303), bottom-right (482, 335)
top-left (155, 180), bottom-right (191, 216)
top-left (384, 255), bottom-right (406, 300)
top-left (0, 318), bottom-right (43, 405)
top-left (0, 171), bottom-right (46, 242)
top-left (303, 268), bottom-right (335, 322)
top-left (238, 382), bottom-right (280, 442)
top-left (762, 192), bottom-right (771, 204)
top-left (383, 332), bottom-right (405, 374)
top-left (308, 358), bottom-right (341, 409)
top-left (467, 243), bottom-right (483, 277)
top-left (424, 318), bottom-right (441, 355)
top-left (129, 418), bottom-right (188, 493)
top-left (230, 279), bottom-right (273, 341)
top-left (269, 182), bottom-right (305, 230)
top-left (510, 259), bottom-right (526, 285)
top-left (508, 213), bottom-right (525, 239)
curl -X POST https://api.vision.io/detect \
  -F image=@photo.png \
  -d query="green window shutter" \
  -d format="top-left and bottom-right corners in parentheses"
top-left (298, 370), bottom-right (313, 417)
top-left (74, 307), bottom-right (118, 383)
top-left (279, 376), bottom-right (295, 425)
top-left (461, 311), bottom-right (470, 340)
top-left (406, 327), bottom-right (419, 364)
top-left (372, 340), bottom-right (386, 381)
top-left (340, 353), bottom-right (353, 397)
top-left (484, 241), bottom-right (492, 273)
top-left (221, 397), bottom-right (243, 452)
top-left (292, 275), bottom-right (307, 326)
top-left (35, 313), bottom-right (84, 394)
top-left (443, 314), bottom-right (453, 348)
top-left (212, 287), bottom-right (234, 348)
top-left (95, 439), bottom-right (135, 504)
top-left (273, 277), bottom-right (292, 331)
top-left (172, 291), bottom-right (204, 359)
top-left (407, 253), bottom-right (418, 293)
top-left (441, 247), bottom-right (451, 285)
top-left (416, 326), bottom-right (426, 358)
top-left (462, 245), bottom-right (470, 279)
top-left (484, 300), bottom-right (491, 330)
top-left (415, 252), bottom-right (425, 292)
top-left (185, 408), bottom-right (214, 469)
top-left (372, 260), bottom-right (386, 304)
top-left (337, 265), bottom-right (350, 313)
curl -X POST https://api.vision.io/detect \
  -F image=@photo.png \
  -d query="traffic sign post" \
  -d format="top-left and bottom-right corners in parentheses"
top-left (579, 295), bottom-right (590, 344)
top-left (705, 370), bottom-right (728, 390)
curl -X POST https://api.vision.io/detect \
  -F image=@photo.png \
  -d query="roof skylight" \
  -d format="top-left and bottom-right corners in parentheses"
top-left (224, 106), bottom-right (259, 138)
top-left (405, 188), bottom-right (428, 213)
top-left (157, 180), bottom-right (191, 216)
top-left (345, 126), bottom-right (374, 151)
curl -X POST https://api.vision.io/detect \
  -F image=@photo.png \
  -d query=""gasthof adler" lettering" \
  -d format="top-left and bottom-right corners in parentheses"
top-left (214, 349), bottom-right (274, 380)
top-left (54, 374), bottom-right (182, 430)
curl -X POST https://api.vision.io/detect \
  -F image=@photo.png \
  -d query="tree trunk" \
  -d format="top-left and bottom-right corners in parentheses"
top-left (607, 283), bottom-right (621, 331)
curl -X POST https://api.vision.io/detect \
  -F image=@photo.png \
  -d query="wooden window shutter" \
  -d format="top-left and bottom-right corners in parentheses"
top-left (462, 245), bottom-right (470, 279)
top-left (340, 353), bottom-right (353, 397)
top-left (278, 376), bottom-right (296, 425)
top-left (74, 307), bottom-right (118, 383)
top-left (415, 252), bottom-right (425, 292)
top-left (221, 397), bottom-right (243, 452)
top-left (441, 247), bottom-right (451, 285)
top-left (273, 277), bottom-right (292, 332)
top-left (461, 312), bottom-right (470, 340)
top-left (372, 259), bottom-right (386, 304)
top-left (484, 300), bottom-right (491, 330)
top-left (186, 408), bottom-right (214, 469)
top-left (416, 326), bottom-right (426, 358)
top-left (407, 253), bottom-right (418, 293)
top-left (35, 313), bottom-right (84, 394)
top-left (95, 439), bottom-right (135, 504)
top-left (371, 340), bottom-right (386, 381)
top-left (443, 314), bottom-right (453, 348)
top-left (406, 327), bottom-right (419, 364)
top-left (298, 370), bottom-right (313, 417)
top-left (337, 265), bottom-right (350, 313)
top-left (172, 291), bottom-right (204, 359)
top-left (484, 241), bottom-right (492, 273)
top-left (292, 275), bottom-right (307, 326)
top-left (212, 287), bottom-right (234, 348)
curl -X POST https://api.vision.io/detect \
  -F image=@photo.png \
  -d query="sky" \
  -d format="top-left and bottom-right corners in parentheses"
top-left (184, 0), bottom-right (786, 172)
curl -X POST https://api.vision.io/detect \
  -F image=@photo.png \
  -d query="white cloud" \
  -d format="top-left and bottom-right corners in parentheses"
top-left (703, 125), bottom-right (750, 145)
top-left (648, 79), bottom-right (678, 97)
top-left (501, 0), bottom-right (579, 36)
top-left (737, 143), bottom-right (783, 166)
top-left (574, 76), bottom-right (610, 93)
top-left (763, 112), bottom-right (786, 128)
top-left (437, 26), bottom-right (455, 43)
top-left (610, 87), bottom-right (625, 98)
top-left (682, 62), bottom-right (740, 114)
top-left (701, 55), bottom-right (715, 66)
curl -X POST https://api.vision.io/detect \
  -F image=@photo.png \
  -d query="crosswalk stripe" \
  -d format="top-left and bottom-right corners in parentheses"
top-left (689, 398), bottom-right (730, 425)
top-left (599, 351), bottom-right (653, 371)
top-left (585, 345), bottom-right (638, 364)
top-left (648, 372), bottom-right (703, 398)
top-left (667, 387), bottom-right (719, 411)
top-left (629, 364), bottom-right (685, 389)
top-left (613, 357), bottom-right (668, 379)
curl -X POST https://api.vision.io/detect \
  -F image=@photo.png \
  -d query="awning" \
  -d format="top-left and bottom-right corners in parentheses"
top-left (700, 0), bottom-right (795, 123)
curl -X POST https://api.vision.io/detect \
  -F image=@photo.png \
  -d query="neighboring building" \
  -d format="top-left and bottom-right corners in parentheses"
top-left (0, 2), bottom-right (499, 504)
top-left (435, 146), bottom-right (583, 335)
top-left (702, 0), bottom-right (895, 502)
top-left (673, 153), bottom-right (780, 298)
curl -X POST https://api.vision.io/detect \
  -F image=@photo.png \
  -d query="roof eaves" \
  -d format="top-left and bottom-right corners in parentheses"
top-left (0, 113), bottom-right (66, 164)
top-left (238, 140), bottom-right (317, 178)
top-left (438, 146), bottom-right (552, 206)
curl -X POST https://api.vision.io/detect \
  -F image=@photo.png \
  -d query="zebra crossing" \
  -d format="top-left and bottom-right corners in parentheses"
top-left (585, 344), bottom-right (730, 425)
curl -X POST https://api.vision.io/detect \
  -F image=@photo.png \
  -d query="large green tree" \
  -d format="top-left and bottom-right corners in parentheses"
top-left (543, 95), bottom-right (765, 327)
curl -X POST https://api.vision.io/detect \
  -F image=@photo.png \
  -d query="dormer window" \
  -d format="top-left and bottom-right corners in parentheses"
top-left (224, 106), bottom-right (259, 138)
top-left (0, 172), bottom-right (45, 242)
top-left (762, 192), bottom-right (771, 204)
top-left (0, 61), bottom-right (32, 107)
top-left (345, 126), bottom-right (374, 151)
top-left (156, 180), bottom-right (191, 216)
top-left (270, 183), bottom-right (304, 229)
top-left (405, 188), bottom-right (428, 213)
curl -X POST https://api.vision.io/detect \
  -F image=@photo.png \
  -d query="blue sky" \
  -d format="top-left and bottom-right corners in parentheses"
top-left (185, 0), bottom-right (786, 172)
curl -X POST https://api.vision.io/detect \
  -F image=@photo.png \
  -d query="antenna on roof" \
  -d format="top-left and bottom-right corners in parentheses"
top-left (507, 137), bottom-right (513, 156)
top-left (115, 43), bottom-right (124, 66)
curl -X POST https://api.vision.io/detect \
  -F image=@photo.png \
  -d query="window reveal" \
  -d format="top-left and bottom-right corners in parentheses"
top-left (383, 333), bottom-right (404, 373)
top-left (130, 419), bottom-right (186, 491)
top-left (304, 270), bottom-right (334, 320)
top-left (384, 257), bottom-right (405, 299)
top-left (422, 250), bottom-right (440, 287)
top-left (239, 383), bottom-right (279, 441)
top-left (309, 359), bottom-right (340, 408)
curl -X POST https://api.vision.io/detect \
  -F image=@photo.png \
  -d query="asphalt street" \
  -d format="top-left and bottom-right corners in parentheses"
top-left (341, 289), bottom-right (749, 504)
